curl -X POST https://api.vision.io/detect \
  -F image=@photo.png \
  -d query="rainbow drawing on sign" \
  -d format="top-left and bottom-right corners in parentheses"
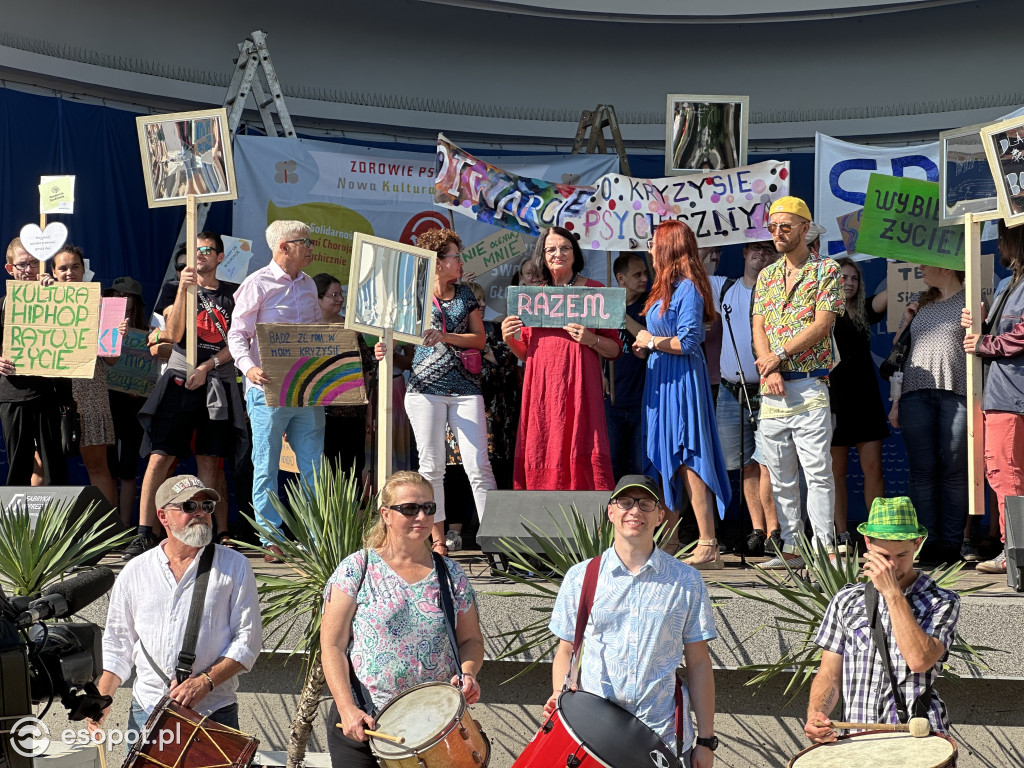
top-left (277, 352), bottom-right (365, 407)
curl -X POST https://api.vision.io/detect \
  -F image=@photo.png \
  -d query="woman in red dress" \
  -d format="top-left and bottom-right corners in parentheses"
top-left (501, 227), bottom-right (621, 490)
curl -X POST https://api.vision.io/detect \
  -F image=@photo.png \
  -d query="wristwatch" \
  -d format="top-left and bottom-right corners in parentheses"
top-left (695, 735), bottom-right (719, 751)
top-left (773, 346), bottom-right (788, 362)
top-left (213, 357), bottom-right (222, 370)
top-left (647, 336), bottom-right (657, 351)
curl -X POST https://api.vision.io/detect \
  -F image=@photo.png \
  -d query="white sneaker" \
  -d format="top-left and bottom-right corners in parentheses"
top-left (445, 530), bottom-right (463, 552)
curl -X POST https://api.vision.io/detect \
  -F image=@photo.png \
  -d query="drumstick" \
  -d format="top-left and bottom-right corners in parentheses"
top-left (334, 723), bottom-right (406, 744)
top-left (814, 718), bottom-right (930, 738)
top-left (96, 742), bottom-right (107, 768)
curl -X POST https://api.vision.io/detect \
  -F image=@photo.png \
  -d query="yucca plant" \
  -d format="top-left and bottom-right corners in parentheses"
top-left (240, 460), bottom-right (374, 768)
top-left (715, 534), bottom-right (998, 702)
top-left (0, 497), bottom-right (132, 596)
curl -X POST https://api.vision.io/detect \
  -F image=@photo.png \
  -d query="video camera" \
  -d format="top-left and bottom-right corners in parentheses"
top-left (1, 567), bottom-right (115, 767)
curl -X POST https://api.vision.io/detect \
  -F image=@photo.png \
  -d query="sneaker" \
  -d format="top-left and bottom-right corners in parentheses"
top-left (767, 529), bottom-right (783, 555)
top-left (122, 532), bottom-right (155, 561)
top-left (445, 530), bottom-right (463, 553)
top-left (960, 539), bottom-right (980, 562)
top-left (762, 554), bottom-right (805, 571)
top-left (745, 529), bottom-right (766, 556)
top-left (976, 552), bottom-right (1007, 574)
top-left (836, 531), bottom-right (852, 556)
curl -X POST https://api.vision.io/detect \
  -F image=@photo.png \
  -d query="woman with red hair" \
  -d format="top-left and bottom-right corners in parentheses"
top-left (633, 221), bottom-right (730, 567)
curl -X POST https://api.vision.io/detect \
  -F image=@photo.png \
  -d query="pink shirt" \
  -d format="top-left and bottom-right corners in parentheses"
top-left (228, 259), bottom-right (321, 393)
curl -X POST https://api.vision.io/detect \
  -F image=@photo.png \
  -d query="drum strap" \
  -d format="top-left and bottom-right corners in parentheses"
top-left (432, 551), bottom-right (464, 685)
top-left (176, 543), bottom-right (216, 685)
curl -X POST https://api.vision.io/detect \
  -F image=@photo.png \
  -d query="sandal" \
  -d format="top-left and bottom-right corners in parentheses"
top-left (217, 532), bottom-right (237, 549)
top-left (685, 539), bottom-right (724, 570)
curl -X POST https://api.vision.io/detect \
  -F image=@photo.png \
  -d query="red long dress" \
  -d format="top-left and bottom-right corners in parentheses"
top-left (512, 278), bottom-right (621, 491)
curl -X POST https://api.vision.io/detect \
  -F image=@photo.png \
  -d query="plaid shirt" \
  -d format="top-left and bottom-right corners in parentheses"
top-left (752, 255), bottom-right (845, 375)
top-left (814, 574), bottom-right (960, 733)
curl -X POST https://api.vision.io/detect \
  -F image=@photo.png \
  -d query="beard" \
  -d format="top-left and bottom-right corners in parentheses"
top-left (170, 519), bottom-right (213, 548)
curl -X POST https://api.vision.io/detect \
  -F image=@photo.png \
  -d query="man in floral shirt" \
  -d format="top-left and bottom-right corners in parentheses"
top-left (752, 197), bottom-right (845, 569)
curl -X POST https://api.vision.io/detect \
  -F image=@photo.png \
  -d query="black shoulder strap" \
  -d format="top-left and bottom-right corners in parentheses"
top-left (175, 543), bottom-right (216, 684)
top-left (432, 551), bottom-right (463, 684)
top-left (864, 582), bottom-right (909, 723)
top-left (719, 277), bottom-right (737, 309)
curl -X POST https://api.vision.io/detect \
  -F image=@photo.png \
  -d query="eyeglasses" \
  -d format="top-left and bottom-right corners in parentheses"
top-left (174, 262), bottom-right (187, 271)
top-left (543, 245), bottom-right (574, 256)
top-left (612, 496), bottom-right (660, 513)
top-left (196, 246), bottom-right (216, 255)
top-left (646, 239), bottom-right (656, 251)
top-left (385, 502), bottom-right (437, 517)
top-left (10, 261), bottom-right (39, 272)
top-left (285, 238), bottom-right (313, 248)
top-left (323, 292), bottom-right (344, 300)
top-left (767, 222), bottom-right (796, 235)
top-left (167, 500), bottom-right (216, 514)
top-left (747, 247), bottom-right (777, 259)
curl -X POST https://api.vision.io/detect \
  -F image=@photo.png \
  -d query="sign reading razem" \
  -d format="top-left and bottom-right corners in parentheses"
top-left (506, 286), bottom-right (626, 329)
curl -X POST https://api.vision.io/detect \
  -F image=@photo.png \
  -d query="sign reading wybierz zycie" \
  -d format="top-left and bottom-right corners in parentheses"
top-left (506, 286), bottom-right (626, 329)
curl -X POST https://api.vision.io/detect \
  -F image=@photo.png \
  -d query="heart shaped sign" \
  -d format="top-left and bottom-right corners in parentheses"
top-left (19, 222), bottom-right (69, 262)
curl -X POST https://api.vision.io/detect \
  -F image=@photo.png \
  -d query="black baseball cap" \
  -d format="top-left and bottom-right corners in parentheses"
top-left (610, 475), bottom-right (662, 506)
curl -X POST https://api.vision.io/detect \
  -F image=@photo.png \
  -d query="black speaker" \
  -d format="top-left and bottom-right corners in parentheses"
top-left (477, 490), bottom-right (610, 567)
top-left (0, 486), bottom-right (123, 566)
top-left (1004, 496), bottom-right (1024, 592)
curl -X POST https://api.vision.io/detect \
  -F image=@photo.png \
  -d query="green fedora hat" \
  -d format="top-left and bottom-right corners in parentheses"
top-left (857, 496), bottom-right (929, 541)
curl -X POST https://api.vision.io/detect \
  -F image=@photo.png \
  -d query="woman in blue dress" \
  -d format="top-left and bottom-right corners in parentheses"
top-left (633, 220), bottom-right (730, 568)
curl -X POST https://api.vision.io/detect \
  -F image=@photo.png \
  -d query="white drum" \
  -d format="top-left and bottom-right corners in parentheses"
top-left (789, 731), bottom-right (957, 768)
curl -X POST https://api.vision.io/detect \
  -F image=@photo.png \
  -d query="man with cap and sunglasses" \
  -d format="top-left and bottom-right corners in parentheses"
top-left (805, 496), bottom-right (960, 743)
top-left (92, 474), bottom-right (261, 736)
top-left (751, 196), bottom-right (846, 569)
top-left (547, 475), bottom-right (719, 767)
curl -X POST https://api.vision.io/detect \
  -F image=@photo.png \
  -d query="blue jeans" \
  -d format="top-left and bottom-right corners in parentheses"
top-left (605, 401), bottom-right (644, 479)
top-left (128, 700), bottom-right (239, 735)
top-left (898, 389), bottom-right (968, 547)
top-left (715, 384), bottom-right (764, 470)
top-left (245, 387), bottom-right (325, 544)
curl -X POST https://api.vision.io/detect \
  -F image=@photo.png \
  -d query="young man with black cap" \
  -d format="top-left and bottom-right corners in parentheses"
top-left (547, 475), bottom-right (718, 767)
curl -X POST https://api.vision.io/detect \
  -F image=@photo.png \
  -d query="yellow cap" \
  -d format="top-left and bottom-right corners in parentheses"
top-left (769, 196), bottom-right (812, 222)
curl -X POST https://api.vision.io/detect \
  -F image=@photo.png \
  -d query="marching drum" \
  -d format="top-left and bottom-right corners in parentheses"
top-left (370, 682), bottom-right (490, 768)
top-left (513, 690), bottom-right (681, 768)
top-left (121, 697), bottom-right (259, 768)
top-left (789, 731), bottom-right (958, 768)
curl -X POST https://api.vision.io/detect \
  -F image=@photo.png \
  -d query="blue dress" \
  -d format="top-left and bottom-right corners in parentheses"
top-left (642, 280), bottom-right (731, 516)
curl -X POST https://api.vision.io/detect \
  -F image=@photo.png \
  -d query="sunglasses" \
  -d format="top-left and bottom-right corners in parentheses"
top-left (197, 246), bottom-right (216, 255)
top-left (385, 502), bottom-right (437, 517)
top-left (612, 496), bottom-right (660, 513)
top-left (174, 262), bottom-right (187, 271)
top-left (167, 499), bottom-right (216, 514)
top-left (767, 222), bottom-right (797, 235)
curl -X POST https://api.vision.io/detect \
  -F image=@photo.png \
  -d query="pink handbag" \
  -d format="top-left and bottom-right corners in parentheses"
top-left (433, 295), bottom-right (483, 374)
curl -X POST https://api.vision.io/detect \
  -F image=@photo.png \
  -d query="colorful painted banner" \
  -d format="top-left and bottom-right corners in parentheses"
top-left (97, 297), bottom-right (127, 357)
top-left (2, 282), bottom-right (100, 378)
top-left (105, 328), bottom-right (158, 397)
top-left (835, 210), bottom-right (862, 255)
top-left (886, 255), bottom-right (994, 330)
top-left (859, 174), bottom-right (965, 268)
top-left (435, 134), bottom-right (788, 250)
top-left (255, 323), bottom-right (367, 407)
top-left (506, 286), bottom-right (626, 329)
top-left (460, 229), bottom-right (530, 280)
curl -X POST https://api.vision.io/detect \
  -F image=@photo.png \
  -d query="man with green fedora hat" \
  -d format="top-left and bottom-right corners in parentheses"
top-left (804, 496), bottom-right (960, 744)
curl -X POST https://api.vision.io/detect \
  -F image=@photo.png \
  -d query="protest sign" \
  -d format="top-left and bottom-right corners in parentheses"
top-left (461, 229), bottom-right (529, 280)
top-left (836, 210), bottom-right (862, 255)
top-left (2, 282), bottom-right (99, 378)
top-left (435, 134), bottom-right (788, 250)
top-left (217, 235), bottom-right (253, 283)
top-left (97, 297), bottom-right (127, 357)
top-left (886, 255), bottom-right (994, 329)
top-left (859, 174), bottom-right (965, 268)
top-left (255, 323), bottom-right (367, 408)
top-left (981, 115), bottom-right (1024, 227)
top-left (105, 329), bottom-right (158, 397)
top-left (18, 222), bottom-right (68, 262)
top-left (280, 437), bottom-right (299, 473)
top-left (39, 175), bottom-right (75, 215)
top-left (506, 286), bottom-right (626, 329)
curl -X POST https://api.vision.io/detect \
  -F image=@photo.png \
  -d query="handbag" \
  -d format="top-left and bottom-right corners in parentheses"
top-left (432, 296), bottom-right (483, 375)
top-left (879, 322), bottom-right (913, 382)
top-left (59, 401), bottom-right (81, 457)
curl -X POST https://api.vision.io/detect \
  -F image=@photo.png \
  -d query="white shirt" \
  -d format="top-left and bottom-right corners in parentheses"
top-left (711, 274), bottom-right (758, 384)
top-left (102, 543), bottom-right (262, 715)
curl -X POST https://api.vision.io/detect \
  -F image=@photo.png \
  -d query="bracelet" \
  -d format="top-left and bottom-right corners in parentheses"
top-left (587, 336), bottom-right (599, 349)
top-left (201, 671), bottom-right (215, 691)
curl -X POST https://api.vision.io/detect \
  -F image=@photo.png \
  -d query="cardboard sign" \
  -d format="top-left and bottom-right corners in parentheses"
top-left (39, 175), bottom-right (75, 215)
top-left (18, 222), bottom-right (68, 262)
top-left (460, 230), bottom-right (529, 280)
top-left (859, 174), bottom-right (965, 268)
top-left (886, 255), bottom-right (994, 329)
top-left (105, 328), bottom-right (158, 397)
top-left (280, 436), bottom-right (299, 473)
top-left (435, 134), bottom-right (789, 250)
top-left (97, 297), bottom-right (127, 357)
top-left (2, 282), bottom-right (100, 378)
top-left (217, 235), bottom-right (253, 283)
top-left (255, 323), bottom-right (367, 407)
top-left (506, 286), bottom-right (626, 329)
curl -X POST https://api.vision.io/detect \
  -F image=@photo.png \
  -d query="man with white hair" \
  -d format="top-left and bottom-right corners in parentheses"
top-left (227, 220), bottom-right (324, 561)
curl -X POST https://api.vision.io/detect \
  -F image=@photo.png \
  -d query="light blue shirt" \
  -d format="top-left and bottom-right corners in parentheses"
top-left (549, 546), bottom-right (717, 748)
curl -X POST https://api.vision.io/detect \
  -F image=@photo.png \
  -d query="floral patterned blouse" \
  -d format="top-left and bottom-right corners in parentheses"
top-left (323, 548), bottom-right (475, 709)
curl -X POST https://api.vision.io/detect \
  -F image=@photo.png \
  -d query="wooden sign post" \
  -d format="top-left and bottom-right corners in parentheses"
top-left (185, 194), bottom-right (197, 377)
top-left (377, 327), bottom-right (395, 484)
top-left (964, 212), bottom-right (985, 518)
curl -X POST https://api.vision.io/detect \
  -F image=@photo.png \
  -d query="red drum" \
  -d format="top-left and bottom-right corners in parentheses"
top-left (513, 690), bottom-right (681, 768)
top-left (121, 697), bottom-right (259, 768)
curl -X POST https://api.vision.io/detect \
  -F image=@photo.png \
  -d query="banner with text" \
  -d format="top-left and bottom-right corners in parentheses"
top-left (506, 286), bottom-right (626, 329)
top-left (436, 134), bottom-right (788, 250)
top-left (105, 328), bottom-right (158, 397)
top-left (461, 229), bottom-right (531, 281)
top-left (97, 297), bottom-right (126, 357)
top-left (255, 323), bottom-right (367, 408)
top-left (886, 255), bottom-right (994, 329)
top-left (2, 282), bottom-right (99, 378)
top-left (232, 135), bottom-right (615, 286)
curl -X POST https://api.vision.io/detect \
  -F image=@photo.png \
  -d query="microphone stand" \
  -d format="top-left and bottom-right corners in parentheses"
top-left (722, 302), bottom-right (757, 569)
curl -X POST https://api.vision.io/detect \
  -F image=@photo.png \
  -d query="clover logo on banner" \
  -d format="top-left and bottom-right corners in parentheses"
top-left (19, 222), bottom-right (68, 262)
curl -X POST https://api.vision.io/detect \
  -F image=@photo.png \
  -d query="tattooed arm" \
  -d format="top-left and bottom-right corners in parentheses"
top-left (805, 650), bottom-right (843, 743)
